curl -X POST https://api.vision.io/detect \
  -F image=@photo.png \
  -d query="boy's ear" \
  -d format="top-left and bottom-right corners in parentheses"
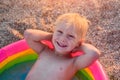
top-left (77, 40), bottom-right (82, 47)
top-left (79, 39), bottom-right (84, 45)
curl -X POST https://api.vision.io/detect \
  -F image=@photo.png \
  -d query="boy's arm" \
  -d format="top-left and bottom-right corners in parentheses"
top-left (24, 29), bottom-right (52, 54)
top-left (74, 43), bottom-right (101, 70)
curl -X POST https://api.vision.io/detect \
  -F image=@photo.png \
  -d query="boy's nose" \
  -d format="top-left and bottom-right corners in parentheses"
top-left (59, 36), bottom-right (66, 43)
top-left (61, 39), bottom-right (65, 42)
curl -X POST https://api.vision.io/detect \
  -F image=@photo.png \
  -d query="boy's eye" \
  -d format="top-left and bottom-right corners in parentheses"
top-left (68, 35), bottom-right (75, 38)
top-left (57, 30), bottom-right (63, 34)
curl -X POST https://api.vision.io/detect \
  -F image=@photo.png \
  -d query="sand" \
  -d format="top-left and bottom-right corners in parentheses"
top-left (0, 0), bottom-right (120, 80)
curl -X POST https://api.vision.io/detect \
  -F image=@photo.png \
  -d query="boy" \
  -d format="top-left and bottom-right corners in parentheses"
top-left (24, 13), bottom-right (101, 80)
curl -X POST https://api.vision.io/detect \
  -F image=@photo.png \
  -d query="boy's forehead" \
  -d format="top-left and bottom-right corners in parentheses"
top-left (56, 24), bottom-right (77, 34)
top-left (56, 21), bottom-right (75, 29)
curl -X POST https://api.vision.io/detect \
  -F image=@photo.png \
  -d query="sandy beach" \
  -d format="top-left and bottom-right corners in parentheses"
top-left (0, 0), bottom-right (120, 80)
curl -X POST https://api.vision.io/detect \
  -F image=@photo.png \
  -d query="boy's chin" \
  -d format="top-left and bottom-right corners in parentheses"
top-left (55, 50), bottom-right (70, 55)
top-left (55, 50), bottom-right (65, 54)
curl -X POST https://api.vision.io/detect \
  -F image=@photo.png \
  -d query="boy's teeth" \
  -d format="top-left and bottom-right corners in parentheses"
top-left (57, 42), bottom-right (67, 47)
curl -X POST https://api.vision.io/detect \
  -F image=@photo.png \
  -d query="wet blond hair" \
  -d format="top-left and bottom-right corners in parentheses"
top-left (55, 13), bottom-right (90, 42)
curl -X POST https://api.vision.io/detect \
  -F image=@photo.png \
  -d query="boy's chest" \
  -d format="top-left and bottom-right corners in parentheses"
top-left (27, 50), bottom-right (77, 80)
top-left (33, 50), bottom-right (76, 77)
top-left (38, 51), bottom-right (75, 71)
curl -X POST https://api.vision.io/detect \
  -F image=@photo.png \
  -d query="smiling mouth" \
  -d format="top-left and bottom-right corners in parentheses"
top-left (57, 42), bottom-right (67, 48)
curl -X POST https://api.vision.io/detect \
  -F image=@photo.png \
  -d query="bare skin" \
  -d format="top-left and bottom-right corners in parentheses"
top-left (26, 47), bottom-right (77, 80)
top-left (24, 28), bottom-right (100, 80)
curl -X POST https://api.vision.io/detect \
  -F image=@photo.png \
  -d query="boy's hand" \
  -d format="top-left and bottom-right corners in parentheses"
top-left (81, 43), bottom-right (101, 55)
top-left (46, 33), bottom-right (53, 41)
top-left (72, 43), bottom-right (100, 55)
top-left (73, 43), bottom-right (101, 70)
top-left (24, 29), bottom-right (53, 54)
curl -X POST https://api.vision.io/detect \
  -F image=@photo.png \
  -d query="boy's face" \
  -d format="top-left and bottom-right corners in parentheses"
top-left (52, 23), bottom-right (80, 55)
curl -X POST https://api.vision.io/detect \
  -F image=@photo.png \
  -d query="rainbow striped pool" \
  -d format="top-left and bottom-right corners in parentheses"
top-left (0, 39), bottom-right (108, 80)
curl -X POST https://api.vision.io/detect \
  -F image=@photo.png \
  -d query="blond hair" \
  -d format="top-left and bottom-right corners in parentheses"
top-left (55, 13), bottom-right (90, 42)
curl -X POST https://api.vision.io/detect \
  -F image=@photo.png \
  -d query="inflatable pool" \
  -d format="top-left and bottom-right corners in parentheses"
top-left (0, 39), bottom-right (108, 80)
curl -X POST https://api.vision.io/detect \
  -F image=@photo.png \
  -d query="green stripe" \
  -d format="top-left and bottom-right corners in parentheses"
top-left (75, 69), bottom-right (94, 80)
top-left (0, 53), bottom-right (94, 80)
top-left (0, 53), bottom-right (38, 74)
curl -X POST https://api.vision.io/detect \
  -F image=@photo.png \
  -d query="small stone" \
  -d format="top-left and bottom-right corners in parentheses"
top-left (96, 26), bottom-right (103, 31)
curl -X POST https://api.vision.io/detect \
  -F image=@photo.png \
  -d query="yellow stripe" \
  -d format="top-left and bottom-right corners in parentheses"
top-left (0, 49), bottom-right (36, 69)
top-left (0, 49), bottom-right (95, 80)
top-left (84, 68), bottom-right (95, 79)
